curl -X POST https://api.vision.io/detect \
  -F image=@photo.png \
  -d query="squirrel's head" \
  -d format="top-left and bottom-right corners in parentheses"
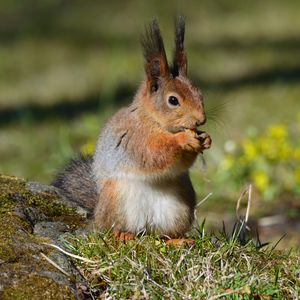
top-left (141, 16), bottom-right (206, 133)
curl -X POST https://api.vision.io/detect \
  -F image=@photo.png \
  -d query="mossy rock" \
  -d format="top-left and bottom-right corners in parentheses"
top-left (0, 175), bottom-right (90, 299)
top-left (2, 275), bottom-right (77, 300)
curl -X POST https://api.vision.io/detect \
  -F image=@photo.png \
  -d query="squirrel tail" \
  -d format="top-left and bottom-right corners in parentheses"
top-left (52, 154), bottom-right (98, 213)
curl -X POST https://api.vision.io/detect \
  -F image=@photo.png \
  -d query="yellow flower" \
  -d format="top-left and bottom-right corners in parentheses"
top-left (278, 142), bottom-right (292, 161)
top-left (266, 124), bottom-right (287, 140)
top-left (81, 141), bottom-right (96, 155)
top-left (260, 136), bottom-right (292, 161)
top-left (260, 137), bottom-right (277, 160)
top-left (242, 139), bottom-right (257, 161)
top-left (252, 170), bottom-right (269, 192)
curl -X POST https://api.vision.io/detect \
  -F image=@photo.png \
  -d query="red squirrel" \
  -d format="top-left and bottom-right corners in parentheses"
top-left (53, 16), bottom-right (212, 245)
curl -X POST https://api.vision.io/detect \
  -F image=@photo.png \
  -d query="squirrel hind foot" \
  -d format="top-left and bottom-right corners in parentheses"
top-left (165, 238), bottom-right (195, 246)
top-left (113, 230), bottom-right (135, 242)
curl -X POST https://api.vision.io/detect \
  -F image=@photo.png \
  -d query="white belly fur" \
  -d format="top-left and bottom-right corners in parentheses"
top-left (118, 178), bottom-right (190, 234)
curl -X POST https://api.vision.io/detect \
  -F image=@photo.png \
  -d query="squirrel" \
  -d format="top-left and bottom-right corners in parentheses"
top-left (52, 16), bottom-right (212, 245)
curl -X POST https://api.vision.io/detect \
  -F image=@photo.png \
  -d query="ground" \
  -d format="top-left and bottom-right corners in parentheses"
top-left (0, 175), bottom-right (88, 299)
top-left (0, 175), bottom-right (299, 299)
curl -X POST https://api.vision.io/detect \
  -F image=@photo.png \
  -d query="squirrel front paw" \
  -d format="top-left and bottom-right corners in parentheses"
top-left (176, 129), bottom-right (211, 153)
top-left (175, 130), bottom-right (202, 152)
top-left (197, 131), bottom-right (212, 151)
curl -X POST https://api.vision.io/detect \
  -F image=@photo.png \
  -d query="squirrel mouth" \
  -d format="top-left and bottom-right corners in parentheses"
top-left (168, 126), bottom-right (198, 134)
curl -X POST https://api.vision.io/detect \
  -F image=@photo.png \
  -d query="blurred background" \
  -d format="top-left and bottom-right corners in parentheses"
top-left (0, 0), bottom-right (299, 248)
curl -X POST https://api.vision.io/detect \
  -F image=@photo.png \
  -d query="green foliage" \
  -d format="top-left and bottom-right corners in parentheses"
top-left (64, 228), bottom-right (300, 299)
top-left (216, 121), bottom-right (300, 200)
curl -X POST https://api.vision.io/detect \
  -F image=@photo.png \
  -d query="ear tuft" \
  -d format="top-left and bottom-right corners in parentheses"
top-left (172, 15), bottom-right (187, 77)
top-left (141, 19), bottom-right (169, 92)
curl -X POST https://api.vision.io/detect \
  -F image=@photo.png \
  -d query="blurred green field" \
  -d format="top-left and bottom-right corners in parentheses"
top-left (0, 0), bottom-right (300, 247)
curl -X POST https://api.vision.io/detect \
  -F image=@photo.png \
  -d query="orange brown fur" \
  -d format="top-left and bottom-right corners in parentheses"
top-left (53, 17), bottom-right (212, 243)
top-left (94, 179), bottom-right (120, 229)
top-left (91, 18), bottom-right (212, 239)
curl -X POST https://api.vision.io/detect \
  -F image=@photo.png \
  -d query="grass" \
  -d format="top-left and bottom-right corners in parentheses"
top-left (63, 224), bottom-right (300, 299)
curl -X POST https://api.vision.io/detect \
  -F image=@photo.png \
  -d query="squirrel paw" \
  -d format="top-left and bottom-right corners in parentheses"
top-left (165, 238), bottom-right (195, 246)
top-left (176, 130), bottom-right (203, 153)
top-left (114, 230), bottom-right (135, 242)
top-left (197, 131), bottom-right (212, 151)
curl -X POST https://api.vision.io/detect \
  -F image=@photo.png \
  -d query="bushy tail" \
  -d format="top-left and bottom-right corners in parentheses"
top-left (52, 155), bottom-right (98, 212)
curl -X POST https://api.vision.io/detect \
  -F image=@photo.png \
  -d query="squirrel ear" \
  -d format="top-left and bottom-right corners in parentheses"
top-left (172, 16), bottom-right (187, 77)
top-left (141, 19), bottom-right (170, 92)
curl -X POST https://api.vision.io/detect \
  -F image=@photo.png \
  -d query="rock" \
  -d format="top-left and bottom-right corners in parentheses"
top-left (14, 207), bottom-right (48, 226)
top-left (0, 175), bottom-right (93, 299)
top-left (27, 181), bottom-right (90, 218)
top-left (34, 221), bottom-right (70, 242)
top-left (26, 181), bottom-right (61, 194)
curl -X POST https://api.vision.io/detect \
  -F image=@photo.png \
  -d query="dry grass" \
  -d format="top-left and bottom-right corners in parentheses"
top-left (63, 224), bottom-right (300, 299)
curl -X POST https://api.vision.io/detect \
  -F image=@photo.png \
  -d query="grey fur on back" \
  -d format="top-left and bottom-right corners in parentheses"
top-left (92, 106), bottom-right (137, 186)
top-left (52, 155), bottom-right (98, 214)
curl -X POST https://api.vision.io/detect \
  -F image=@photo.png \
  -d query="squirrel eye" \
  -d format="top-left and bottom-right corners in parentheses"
top-left (168, 95), bottom-right (180, 107)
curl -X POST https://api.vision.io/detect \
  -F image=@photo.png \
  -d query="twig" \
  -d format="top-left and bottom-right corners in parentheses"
top-left (236, 184), bottom-right (252, 230)
top-left (197, 192), bottom-right (213, 207)
top-left (40, 252), bottom-right (71, 277)
top-left (208, 287), bottom-right (246, 299)
top-left (245, 184), bottom-right (252, 223)
top-left (43, 243), bottom-right (98, 264)
top-left (236, 187), bottom-right (248, 220)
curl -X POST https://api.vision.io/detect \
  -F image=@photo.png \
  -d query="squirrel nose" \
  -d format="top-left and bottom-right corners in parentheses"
top-left (196, 116), bottom-right (206, 127)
